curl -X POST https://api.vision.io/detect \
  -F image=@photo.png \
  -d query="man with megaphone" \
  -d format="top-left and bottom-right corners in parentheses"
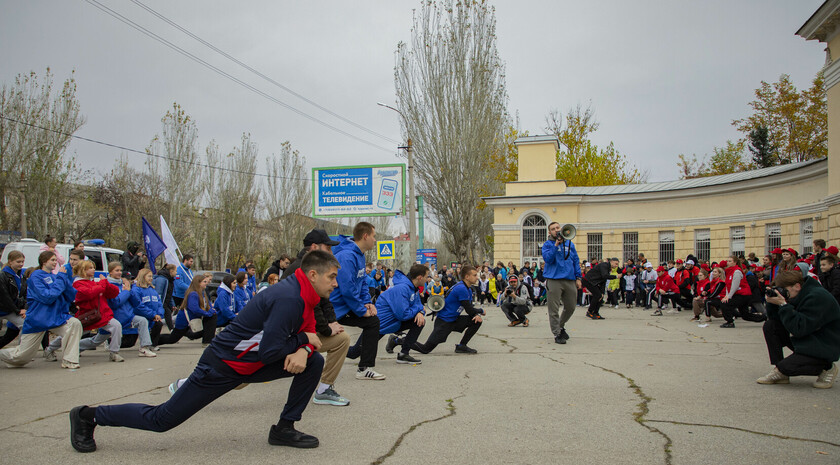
top-left (542, 222), bottom-right (582, 345)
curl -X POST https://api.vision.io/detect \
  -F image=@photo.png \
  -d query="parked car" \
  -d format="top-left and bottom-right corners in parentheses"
top-left (195, 270), bottom-right (235, 302)
top-left (0, 239), bottom-right (123, 278)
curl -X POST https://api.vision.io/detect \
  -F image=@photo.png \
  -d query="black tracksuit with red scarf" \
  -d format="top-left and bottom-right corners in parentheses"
top-left (94, 268), bottom-right (324, 432)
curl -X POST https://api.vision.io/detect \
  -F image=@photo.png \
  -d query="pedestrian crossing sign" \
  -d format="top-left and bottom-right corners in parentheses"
top-left (377, 240), bottom-right (395, 260)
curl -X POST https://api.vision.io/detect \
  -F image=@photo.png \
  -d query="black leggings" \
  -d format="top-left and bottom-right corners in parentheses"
top-left (157, 315), bottom-right (217, 346)
top-left (120, 321), bottom-right (164, 349)
top-left (412, 315), bottom-right (481, 354)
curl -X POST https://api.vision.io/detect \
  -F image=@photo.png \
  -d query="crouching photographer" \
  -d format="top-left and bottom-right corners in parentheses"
top-left (757, 270), bottom-right (840, 389)
top-left (500, 275), bottom-right (532, 327)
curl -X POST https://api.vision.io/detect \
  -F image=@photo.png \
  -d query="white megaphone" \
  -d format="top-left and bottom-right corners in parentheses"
top-left (560, 224), bottom-right (576, 241)
top-left (427, 295), bottom-right (445, 312)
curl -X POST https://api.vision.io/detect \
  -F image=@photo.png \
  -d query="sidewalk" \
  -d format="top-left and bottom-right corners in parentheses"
top-left (1, 304), bottom-right (837, 464)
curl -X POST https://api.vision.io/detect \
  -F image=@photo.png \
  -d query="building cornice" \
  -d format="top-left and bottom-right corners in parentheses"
top-left (797, 0), bottom-right (840, 42)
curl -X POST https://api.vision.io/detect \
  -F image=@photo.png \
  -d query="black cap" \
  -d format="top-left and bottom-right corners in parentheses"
top-left (303, 229), bottom-right (340, 246)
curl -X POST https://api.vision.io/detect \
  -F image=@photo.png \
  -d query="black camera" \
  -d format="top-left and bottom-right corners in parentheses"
top-left (765, 287), bottom-right (789, 299)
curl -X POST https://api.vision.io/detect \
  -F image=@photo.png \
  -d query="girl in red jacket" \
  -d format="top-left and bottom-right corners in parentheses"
top-left (651, 266), bottom-right (680, 316)
top-left (47, 260), bottom-right (123, 362)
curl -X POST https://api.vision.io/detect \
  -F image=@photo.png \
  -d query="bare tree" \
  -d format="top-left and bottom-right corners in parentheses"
top-left (0, 69), bottom-right (85, 236)
top-left (395, 0), bottom-right (509, 263)
top-left (263, 141), bottom-right (310, 253)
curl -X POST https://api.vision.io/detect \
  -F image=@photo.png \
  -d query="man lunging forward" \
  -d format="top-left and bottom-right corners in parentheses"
top-left (69, 251), bottom-right (339, 452)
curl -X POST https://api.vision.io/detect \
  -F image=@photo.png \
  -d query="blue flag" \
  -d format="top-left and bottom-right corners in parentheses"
top-left (141, 217), bottom-right (167, 274)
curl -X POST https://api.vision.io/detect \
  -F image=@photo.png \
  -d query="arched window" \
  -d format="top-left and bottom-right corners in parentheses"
top-left (521, 214), bottom-right (547, 268)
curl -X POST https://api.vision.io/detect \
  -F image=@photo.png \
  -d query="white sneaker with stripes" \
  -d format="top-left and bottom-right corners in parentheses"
top-left (355, 367), bottom-right (386, 380)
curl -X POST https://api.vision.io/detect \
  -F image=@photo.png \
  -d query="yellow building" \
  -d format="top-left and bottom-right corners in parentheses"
top-left (484, 1), bottom-right (840, 267)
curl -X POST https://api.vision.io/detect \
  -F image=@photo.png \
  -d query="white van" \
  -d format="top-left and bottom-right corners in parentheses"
top-left (0, 239), bottom-right (123, 278)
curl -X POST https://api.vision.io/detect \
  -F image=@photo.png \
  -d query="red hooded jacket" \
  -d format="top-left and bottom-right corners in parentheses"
top-left (73, 278), bottom-right (120, 331)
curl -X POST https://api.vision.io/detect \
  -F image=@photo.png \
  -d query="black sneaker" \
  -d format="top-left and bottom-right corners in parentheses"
top-left (69, 406), bottom-right (96, 453)
top-left (346, 346), bottom-right (360, 360)
top-left (396, 353), bottom-right (422, 364)
top-left (554, 335), bottom-right (566, 345)
top-left (268, 425), bottom-right (319, 448)
top-left (454, 344), bottom-right (477, 354)
top-left (385, 335), bottom-right (400, 354)
top-left (720, 322), bottom-right (735, 328)
top-left (559, 328), bottom-right (570, 342)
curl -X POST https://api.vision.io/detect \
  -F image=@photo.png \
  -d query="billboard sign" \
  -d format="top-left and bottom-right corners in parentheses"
top-left (312, 164), bottom-right (405, 217)
top-left (416, 248), bottom-right (437, 265)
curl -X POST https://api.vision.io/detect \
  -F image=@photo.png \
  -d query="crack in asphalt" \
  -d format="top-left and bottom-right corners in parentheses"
top-left (0, 383), bottom-right (169, 431)
top-left (477, 333), bottom-right (518, 353)
top-left (646, 420), bottom-right (840, 448)
top-left (584, 362), bottom-right (673, 465)
top-left (371, 393), bottom-right (465, 465)
top-left (4, 429), bottom-right (64, 440)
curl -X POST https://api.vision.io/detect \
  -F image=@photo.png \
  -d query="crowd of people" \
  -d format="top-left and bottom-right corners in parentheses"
top-left (0, 222), bottom-right (838, 454)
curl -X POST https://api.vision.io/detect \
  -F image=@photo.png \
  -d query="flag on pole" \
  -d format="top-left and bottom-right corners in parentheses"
top-left (141, 217), bottom-right (167, 274)
top-left (160, 215), bottom-right (181, 265)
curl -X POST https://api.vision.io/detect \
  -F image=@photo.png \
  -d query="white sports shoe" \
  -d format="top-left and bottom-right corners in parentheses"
top-left (756, 367), bottom-right (789, 384)
top-left (355, 367), bottom-right (386, 380)
top-left (138, 347), bottom-right (157, 358)
top-left (814, 363), bottom-right (837, 389)
top-left (109, 352), bottom-right (125, 362)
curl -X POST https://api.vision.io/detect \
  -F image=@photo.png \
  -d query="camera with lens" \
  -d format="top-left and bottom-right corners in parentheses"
top-left (765, 286), bottom-right (789, 299)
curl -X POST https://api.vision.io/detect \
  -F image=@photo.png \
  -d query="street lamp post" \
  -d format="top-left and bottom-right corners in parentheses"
top-left (377, 102), bottom-right (417, 263)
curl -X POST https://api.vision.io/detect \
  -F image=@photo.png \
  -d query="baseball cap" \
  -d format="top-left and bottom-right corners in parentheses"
top-left (685, 259), bottom-right (695, 265)
top-left (827, 246), bottom-right (839, 255)
top-left (675, 259), bottom-right (684, 264)
top-left (508, 275), bottom-right (519, 282)
top-left (303, 229), bottom-right (340, 246)
top-left (771, 248), bottom-right (783, 254)
top-left (655, 266), bottom-right (666, 272)
top-left (644, 262), bottom-right (653, 268)
top-left (718, 260), bottom-right (728, 268)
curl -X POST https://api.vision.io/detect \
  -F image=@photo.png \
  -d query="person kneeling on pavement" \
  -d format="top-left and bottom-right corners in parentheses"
top-left (379, 264), bottom-right (429, 364)
top-left (500, 275), bottom-right (531, 327)
top-left (757, 270), bottom-right (840, 389)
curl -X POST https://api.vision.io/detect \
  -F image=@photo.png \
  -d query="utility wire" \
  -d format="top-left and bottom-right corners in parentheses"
top-left (82, 0), bottom-right (394, 154)
top-left (128, 0), bottom-right (399, 145)
top-left (0, 113), bottom-right (313, 182)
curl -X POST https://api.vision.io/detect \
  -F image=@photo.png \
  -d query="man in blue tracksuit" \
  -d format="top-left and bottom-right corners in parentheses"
top-left (329, 222), bottom-right (384, 380)
top-left (173, 254), bottom-right (195, 307)
top-left (542, 222), bottom-right (582, 345)
top-left (374, 264), bottom-right (429, 364)
top-left (410, 265), bottom-right (484, 354)
top-left (69, 250), bottom-right (339, 453)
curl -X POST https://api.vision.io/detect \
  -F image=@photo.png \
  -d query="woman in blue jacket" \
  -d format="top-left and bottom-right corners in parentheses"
top-left (156, 273), bottom-right (215, 347)
top-left (233, 272), bottom-right (251, 314)
top-left (130, 269), bottom-right (165, 355)
top-left (105, 263), bottom-right (151, 357)
top-left (214, 275), bottom-right (237, 327)
top-left (0, 251), bottom-right (82, 369)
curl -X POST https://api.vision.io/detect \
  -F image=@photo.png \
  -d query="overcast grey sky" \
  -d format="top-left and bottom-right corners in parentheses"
top-left (0, 0), bottom-right (827, 187)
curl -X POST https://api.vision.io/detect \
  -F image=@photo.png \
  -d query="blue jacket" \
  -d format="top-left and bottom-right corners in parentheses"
top-left (329, 236), bottom-right (371, 319)
top-left (541, 239), bottom-right (581, 281)
top-left (22, 270), bottom-right (76, 334)
top-left (173, 264), bottom-right (194, 299)
top-left (376, 270), bottom-right (425, 334)
top-left (207, 269), bottom-right (320, 376)
top-left (365, 274), bottom-right (377, 289)
top-left (234, 286), bottom-right (251, 313)
top-left (107, 278), bottom-right (139, 334)
top-left (214, 284), bottom-right (237, 326)
top-left (132, 285), bottom-right (165, 322)
top-left (437, 281), bottom-right (473, 322)
top-left (174, 291), bottom-right (214, 329)
top-left (247, 275), bottom-right (257, 296)
top-left (152, 274), bottom-right (174, 309)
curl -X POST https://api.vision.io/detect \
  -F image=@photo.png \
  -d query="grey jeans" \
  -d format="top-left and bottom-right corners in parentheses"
top-left (546, 278), bottom-right (578, 335)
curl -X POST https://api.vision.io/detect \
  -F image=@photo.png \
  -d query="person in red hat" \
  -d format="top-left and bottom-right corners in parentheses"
top-left (720, 256), bottom-right (764, 328)
top-left (651, 266), bottom-right (680, 316)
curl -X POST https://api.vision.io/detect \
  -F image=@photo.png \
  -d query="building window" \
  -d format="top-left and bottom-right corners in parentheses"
top-left (730, 226), bottom-right (745, 258)
top-left (695, 229), bottom-right (710, 262)
top-left (521, 214), bottom-right (547, 266)
top-left (587, 233), bottom-right (603, 262)
top-left (800, 219), bottom-right (814, 255)
top-left (659, 231), bottom-right (675, 264)
top-left (766, 223), bottom-right (781, 254)
top-left (623, 232), bottom-right (638, 263)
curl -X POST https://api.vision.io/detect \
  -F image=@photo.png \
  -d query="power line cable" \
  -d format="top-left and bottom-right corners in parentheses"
top-left (0, 113), bottom-right (313, 182)
top-left (82, 0), bottom-right (394, 154)
top-left (128, 0), bottom-right (399, 145)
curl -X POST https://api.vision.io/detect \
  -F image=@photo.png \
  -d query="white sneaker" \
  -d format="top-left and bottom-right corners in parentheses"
top-left (109, 352), bottom-right (125, 362)
top-left (756, 367), bottom-right (789, 384)
top-left (355, 367), bottom-right (386, 380)
top-left (814, 363), bottom-right (838, 389)
top-left (43, 348), bottom-right (57, 362)
top-left (138, 347), bottom-right (157, 358)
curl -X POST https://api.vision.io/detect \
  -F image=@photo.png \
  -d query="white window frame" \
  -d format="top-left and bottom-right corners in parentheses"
top-left (730, 226), bottom-right (745, 257)
top-left (766, 223), bottom-right (781, 255)
top-left (694, 229), bottom-right (711, 262)
top-left (800, 219), bottom-right (814, 255)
